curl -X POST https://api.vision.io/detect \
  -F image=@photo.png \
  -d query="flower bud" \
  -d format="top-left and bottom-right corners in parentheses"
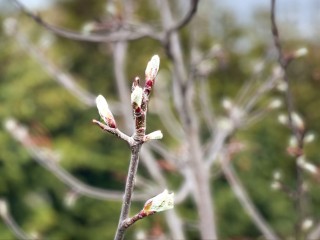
top-left (142, 189), bottom-right (174, 215)
top-left (145, 55), bottom-right (160, 81)
top-left (297, 156), bottom-right (318, 175)
top-left (268, 99), bottom-right (282, 110)
top-left (222, 98), bottom-right (233, 111)
top-left (144, 130), bottom-right (163, 141)
top-left (278, 114), bottom-right (288, 125)
top-left (131, 86), bottom-right (143, 107)
top-left (272, 170), bottom-right (282, 180)
top-left (96, 95), bottom-right (116, 128)
top-left (304, 132), bottom-right (315, 143)
top-left (302, 218), bottom-right (313, 231)
top-left (0, 199), bottom-right (8, 217)
top-left (291, 112), bottom-right (304, 131)
top-left (294, 48), bottom-right (308, 58)
top-left (270, 181), bottom-right (281, 190)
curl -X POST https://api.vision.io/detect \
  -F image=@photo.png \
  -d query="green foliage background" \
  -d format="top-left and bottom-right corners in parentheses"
top-left (1, 1), bottom-right (320, 239)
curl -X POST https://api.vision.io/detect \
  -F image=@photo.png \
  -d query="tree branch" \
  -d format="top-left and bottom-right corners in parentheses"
top-left (12, 0), bottom-right (161, 43)
top-left (270, 1), bottom-right (307, 237)
top-left (0, 200), bottom-right (34, 240)
top-left (220, 151), bottom-right (279, 240)
top-left (4, 118), bottom-right (148, 202)
top-left (114, 144), bottom-right (142, 240)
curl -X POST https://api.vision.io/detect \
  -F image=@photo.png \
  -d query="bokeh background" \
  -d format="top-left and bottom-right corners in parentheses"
top-left (1, 0), bottom-right (320, 239)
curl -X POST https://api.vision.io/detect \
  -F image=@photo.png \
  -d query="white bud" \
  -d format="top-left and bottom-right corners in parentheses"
top-left (294, 48), bottom-right (308, 58)
top-left (271, 181), bottom-right (281, 190)
top-left (278, 114), bottom-right (288, 125)
top-left (3, 18), bottom-right (17, 36)
top-left (304, 162), bottom-right (317, 174)
top-left (222, 98), bottom-right (233, 111)
top-left (304, 133), bottom-right (315, 143)
top-left (135, 230), bottom-right (147, 240)
top-left (277, 81), bottom-right (288, 92)
top-left (96, 95), bottom-right (116, 128)
top-left (64, 192), bottom-right (78, 207)
top-left (145, 55), bottom-right (160, 80)
top-left (273, 66), bottom-right (284, 78)
top-left (291, 112), bottom-right (304, 130)
top-left (0, 199), bottom-right (8, 217)
top-left (142, 189), bottom-right (174, 215)
top-left (268, 99), bottom-right (282, 109)
top-left (4, 118), bottom-right (17, 131)
top-left (302, 218), bottom-right (313, 231)
top-left (82, 22), bottom-right (95, 34)
top-left (273, 170), bottom-right (282, 180)
top-left (297, 155), bottom-right (306, 166)
top-left (253, 61), bottom-right (265, 73)
top-left (297, 156), bottom-right (318, 175)
top-left (144, 130), bottom-right (163, 141)
top-left (218, 118), bottom-right (234, 132)
top-left (289, 136), bottom-right (298, 148)
top-left (131, 86), bottom-right (143, 107)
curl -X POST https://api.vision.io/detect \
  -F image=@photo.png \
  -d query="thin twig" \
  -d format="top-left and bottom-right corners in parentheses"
top-left (220, 151), bottom-right (279, 240)
top-left (114, 144), bottom-right (142, 240)
top-left (92, 119), bottom-right (134, 145)
top-left (0, 203), bottom-right (35, 240)
top-left (166, 0), bottom-right (200, 34)
top-left (4, 118), bottom-right (149, 202)
top-left (12, 0), bottom-right (161, 42)
top-left (270, 1), bottom-right (306, 238)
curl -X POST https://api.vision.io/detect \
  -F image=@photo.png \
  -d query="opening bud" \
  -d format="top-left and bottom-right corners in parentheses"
top-left (131, 86), bottom-right (143, 107)
top-left (96, 95), bottom-right (116, 128)
top-left (142, 189), bottom-right (174, 215)
top-left (144, 130), bottom-right (163, 141)
top-left (145, 55), bottom-right (160, 81)
top-left (294, 48), bottom-right (308, 58)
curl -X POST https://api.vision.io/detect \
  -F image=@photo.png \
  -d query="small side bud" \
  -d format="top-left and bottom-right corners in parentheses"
top-left (304, 132), bottom-right (315, 144)
top-left (272, 170), bottom-right (282, 180)
top-left (297, 156), bottom-right (318, 175)
top-left (145, 55), bottom-right (160, 81)
top-left (222, 98), bottom-right (233, 111)
top-left (144, 130), bottom-right (163, 142)
top-left (142, 189), bottom-right (174, 215)
top-left (276, 81), bottom-right (288, 92)
top-left (0, 199), bottom-right (8, 218)
top-left (96, 95), bottom-right (116, 128)
top-left (64, 191), bottom-right (79, 208)
top-left (301, 218), bottom-right (313, 231)
top-left (291, 112), bottom-right (304, 131)
top-left (268, 99), bottom-right (282, 110)
top-left (294, 48), bottom-right (308, 58)
top-left (131, 86), bottom-right (143, 107)
top-left (270, 181), bottom-right (281, 191)
top-left (278, 114), bottom-right (288, 125)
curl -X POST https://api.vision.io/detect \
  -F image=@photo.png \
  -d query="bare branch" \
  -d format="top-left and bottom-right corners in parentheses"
top-left (308, 222), bottom-right (320, 240)
top-left (92, 119), bottom-right (134, 145)
top-left (220, 151), bottom-right (280, 240)
top-left (166, 0), bottom-right (200, 34)
top-left (12, 0), bottom-right (161, 43)
top-left (0, 200), bottom-right (34, 240)
top-left (114, 144), bottom-right (142, 240)
top-left (270, 1), bottom-right (307, 237)
top-left (4, 19), bottom-right (101, 108)
top-left (4, 118), bottom-right (148, 202)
